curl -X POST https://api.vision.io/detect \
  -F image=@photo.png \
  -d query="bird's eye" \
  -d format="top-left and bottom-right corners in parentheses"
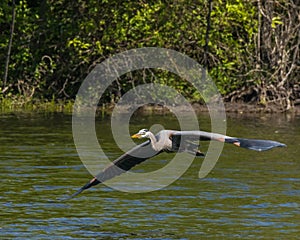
top-left (139, 129), bottom-right (149, 135)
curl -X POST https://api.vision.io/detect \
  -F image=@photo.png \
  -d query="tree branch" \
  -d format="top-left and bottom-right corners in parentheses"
top-left (3, 0), bottom-right (16, 93)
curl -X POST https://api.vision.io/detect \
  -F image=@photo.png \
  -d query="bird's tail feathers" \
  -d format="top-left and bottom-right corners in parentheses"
top-left (226, 138), bottom-right (286, 151)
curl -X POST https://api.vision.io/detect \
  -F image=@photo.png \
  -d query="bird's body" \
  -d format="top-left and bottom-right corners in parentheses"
top-left (65, 128), bottom-right (286, 200)
top-left (145, 130), bottom-right (173, 152)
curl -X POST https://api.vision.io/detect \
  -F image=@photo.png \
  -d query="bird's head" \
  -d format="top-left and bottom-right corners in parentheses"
top-left (131, 129), bottom-right (150, 139)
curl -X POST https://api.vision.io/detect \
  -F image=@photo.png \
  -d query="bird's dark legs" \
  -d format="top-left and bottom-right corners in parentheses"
top-left (185, 149), bottom-right (205, 157)
top-left (182, 142), bottom-right (205, 157)
top-left (195, 150), bottom-right (205, 157)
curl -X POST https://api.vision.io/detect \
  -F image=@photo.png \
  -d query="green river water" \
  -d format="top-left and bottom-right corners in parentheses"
top-left (0, 112), bottom-right (299, 239)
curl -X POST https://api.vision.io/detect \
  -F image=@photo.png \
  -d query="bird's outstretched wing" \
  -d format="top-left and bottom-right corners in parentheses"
top-left (172, 130), bottom-right (286, 151)
top-left (65, 140), bottom-right (161, 200)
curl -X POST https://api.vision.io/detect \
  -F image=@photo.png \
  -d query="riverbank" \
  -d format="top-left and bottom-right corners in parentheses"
top-left (0, 97), bottom-right (74, 113)
top-left (127, 102), bottom-right (300, 117)
top-left (1, 97), bottom-right (299, 115)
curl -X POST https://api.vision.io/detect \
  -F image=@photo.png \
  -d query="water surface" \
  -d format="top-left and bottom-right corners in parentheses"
top-left (1, 112), bottom-right (299, 239)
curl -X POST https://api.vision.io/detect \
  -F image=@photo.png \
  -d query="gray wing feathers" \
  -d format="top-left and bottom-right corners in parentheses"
top-left (95, 140), bottom-right (161, 182)
top-left (173, 130), bottom-right (231, 142)
top-left (172, 130), bottom-right (285, 151)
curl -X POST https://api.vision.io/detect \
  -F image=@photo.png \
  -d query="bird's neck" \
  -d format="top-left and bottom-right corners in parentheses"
top-left (148, 132), bottom-right (159, 151)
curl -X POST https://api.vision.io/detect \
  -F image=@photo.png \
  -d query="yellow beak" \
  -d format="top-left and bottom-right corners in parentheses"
top-left (131, 133), bottom-right (141, 139)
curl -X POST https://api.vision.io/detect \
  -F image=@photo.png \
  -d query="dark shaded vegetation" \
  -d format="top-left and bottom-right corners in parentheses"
top-left (1, 0), bottom-right (299, 112)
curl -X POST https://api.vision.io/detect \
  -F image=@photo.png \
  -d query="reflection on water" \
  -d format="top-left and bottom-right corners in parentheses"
top-left (0, 112), bottom-right (299, 239)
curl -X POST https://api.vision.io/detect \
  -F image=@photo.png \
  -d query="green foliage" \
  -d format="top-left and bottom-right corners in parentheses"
top-left (209, 0), bottom-right (258, 93)
top-left (0, 0), bottom-right (298, 110)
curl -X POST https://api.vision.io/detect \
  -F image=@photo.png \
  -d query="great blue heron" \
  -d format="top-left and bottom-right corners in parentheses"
top-left (66, 128), bottom-right (286, 199)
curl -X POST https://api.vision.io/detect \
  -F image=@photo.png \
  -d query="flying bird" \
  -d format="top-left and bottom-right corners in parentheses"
top-left (66, 128), bottom-right (286, 200)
